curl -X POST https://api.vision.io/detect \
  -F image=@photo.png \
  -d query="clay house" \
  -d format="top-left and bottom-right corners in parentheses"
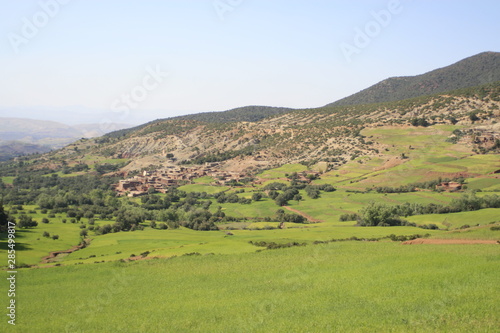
top-left (436, 182), bottom-right (462, 192)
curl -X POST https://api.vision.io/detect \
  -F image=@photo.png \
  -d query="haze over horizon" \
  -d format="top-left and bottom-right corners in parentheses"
top-left (0, 0), bottom-right (499, 125)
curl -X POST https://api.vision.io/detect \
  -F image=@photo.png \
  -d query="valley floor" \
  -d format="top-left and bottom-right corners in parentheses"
top-left (2, 241), bottom-right (499, 332)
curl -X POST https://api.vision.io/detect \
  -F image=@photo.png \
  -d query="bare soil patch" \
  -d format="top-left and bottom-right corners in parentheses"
top-left (41, 239), bottom-right (90, 264)
top-left (375, 157), bottom-right (404, 171)
top-left (283, 206), bottom-right (323, 223)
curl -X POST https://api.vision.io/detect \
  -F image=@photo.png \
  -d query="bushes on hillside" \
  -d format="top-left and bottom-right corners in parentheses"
top-left (410, 118), bottom-right (430, 127)
top-left (356, 193), bottom-right (500, 227)
top-left (275, 209), bottom-right (307, 223)
top-left (339, 213), bottom-right (360, 222)
top-left (249, 240), bottom-right (307, 250)
top-left (17, 214), bottom-right (38, 228)
top-left (358, 203), bottom-right (410, 227)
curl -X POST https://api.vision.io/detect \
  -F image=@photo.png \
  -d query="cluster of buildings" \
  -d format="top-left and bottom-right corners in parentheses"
top-left (115, 163), bottom-right (249, 197)
top-left (472, 130), bottom-right (500, 147)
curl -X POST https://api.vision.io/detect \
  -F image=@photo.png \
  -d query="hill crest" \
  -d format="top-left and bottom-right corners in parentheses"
top-left (327, 51), bottom-right (500, 107)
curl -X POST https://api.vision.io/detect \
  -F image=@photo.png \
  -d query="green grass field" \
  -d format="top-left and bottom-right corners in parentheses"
top-left (178, 184), bottom-right (230, 194)
top-left (257, 164), bottom-right (308, 179)
top-left (2, 242), bottom-right (499, 332)
top-left (1, 176), bottom-right (15, 184)
top-left (466, 177), bottom-right (500, 191)
top-left (313, 125), bottom-right (500, 190)
top-left (435, 224), bottom-right (500, 240)
top-left (192, 176), bottom-right (215, 184)
top-left (407, 208), bottom-right (500, 230)
top-left (1, 209), bottom-right (114, 266)
top-left (210, 197), bottom-right (279, 218)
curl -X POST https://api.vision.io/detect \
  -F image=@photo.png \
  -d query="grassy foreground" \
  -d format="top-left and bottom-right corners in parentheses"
top-left (2, 241), bottom-right (499, 332)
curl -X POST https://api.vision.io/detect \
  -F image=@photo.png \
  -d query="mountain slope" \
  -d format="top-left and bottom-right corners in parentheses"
top-left (328, 51), bottom-right (500, 107)
top-left (105, 106), bottom-right (294, 139)
top-left (9, 53), bottom-right (500, 173)
top-left (44, 82), bottom-right (500, 174)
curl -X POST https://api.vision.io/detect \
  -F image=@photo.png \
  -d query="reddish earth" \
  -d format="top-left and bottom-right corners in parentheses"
top-left (41, 240), bottom-right (89, 263)
top-left (402, 238), bottom-right (499, 245)
top-left (375, 157), bottom-right (404, 171)
top-left (283, 206), bottom-right (323, 223)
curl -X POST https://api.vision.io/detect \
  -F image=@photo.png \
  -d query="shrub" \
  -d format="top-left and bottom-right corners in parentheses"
top-left (339, 213), bottom-right (359, 222)
top-left (420, 224), bottom-right (439, 230)
top-left (182, 252), bottom-right (201, 256)
top-left (252, 192), bottom-right (263, 201)
top-left (17, 215), bottom-right (38, 228)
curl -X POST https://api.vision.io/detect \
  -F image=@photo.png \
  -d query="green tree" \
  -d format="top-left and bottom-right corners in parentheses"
top-left (252, 192), bottom-right (263, 201)
top-left (293, 194), bottom-right (302, 204)
top-left (275, 194), bottom-right (288, 206)
top-left (18, 215), bottom-right (37, 228)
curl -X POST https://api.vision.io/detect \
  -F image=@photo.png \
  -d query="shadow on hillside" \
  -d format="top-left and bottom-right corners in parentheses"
top-left (0, 229), bottom-right (33, 251)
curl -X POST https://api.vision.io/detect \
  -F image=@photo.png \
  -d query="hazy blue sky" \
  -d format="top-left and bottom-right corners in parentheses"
top-left (0, 0), bottom-right (499, 125)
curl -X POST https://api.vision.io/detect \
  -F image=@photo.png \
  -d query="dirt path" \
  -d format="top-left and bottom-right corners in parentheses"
top-left (402, 238), bottom-right (499, 245)
top-left (283, 206), bottom-right (323, 223)
top-left (40, 239), bottom-right (90, 264)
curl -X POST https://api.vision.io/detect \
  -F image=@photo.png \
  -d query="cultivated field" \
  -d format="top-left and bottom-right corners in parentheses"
top-left (2, 242), bottom-right (499, 332)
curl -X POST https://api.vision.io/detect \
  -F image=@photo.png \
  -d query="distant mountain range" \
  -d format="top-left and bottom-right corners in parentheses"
top-left (0, 118), bottom-right (131, 161)
top-left (327, 51), bottom-right (500, 107)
